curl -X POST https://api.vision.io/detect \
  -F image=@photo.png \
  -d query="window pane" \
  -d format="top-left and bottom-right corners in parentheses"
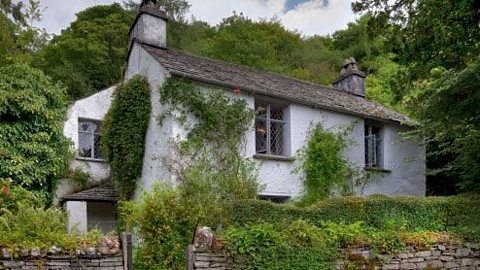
top-left (79, 121), bottom-right (97, 133)
top-left (79, 132), bottom-right (93, 158)
top-left (94, 134), bottom-right (103, 159)
top-left (255, 118), bottom-right (267, 154)
top-left (270, 106), bottom-right (283, 120)
top-left (270, 121), bottom-right (284, 155)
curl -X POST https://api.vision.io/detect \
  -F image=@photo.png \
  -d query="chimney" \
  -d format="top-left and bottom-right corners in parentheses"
top-left (333, 57), bottom-right (365, 97)
top-left (128, 0), bottom-right (168, 48)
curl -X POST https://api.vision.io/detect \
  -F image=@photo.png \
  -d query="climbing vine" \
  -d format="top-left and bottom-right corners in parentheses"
top-left (294, 123), bottom-right (358, 206)
top-left (158, 77), bottom-right (259, 211)
top-left (101, 75), bottom-right (151, 199)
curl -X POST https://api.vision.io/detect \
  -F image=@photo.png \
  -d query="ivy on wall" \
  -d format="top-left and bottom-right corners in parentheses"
top-left (294, 123), bottom-right (357, 205)
top-left (158, 77), bottom-right (259, 211)
top-left (101, 75), bottom-right (151, 199)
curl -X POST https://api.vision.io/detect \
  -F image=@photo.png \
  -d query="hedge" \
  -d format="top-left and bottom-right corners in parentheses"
top-left (228, 194), bottom-right (480, 240)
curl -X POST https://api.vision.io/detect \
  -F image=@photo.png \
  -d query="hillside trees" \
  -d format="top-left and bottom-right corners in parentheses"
top-left (34, 4), bottom-right (135, 99)
top-left (353, 0), bottom-right (480, 192)
top-left (0, 0), bottom-right (48, 65)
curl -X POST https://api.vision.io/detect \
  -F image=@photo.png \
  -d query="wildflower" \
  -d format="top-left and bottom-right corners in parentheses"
top-left (233, 87), bottom-right (241, 94)
top-left (2, 187), bottom-right (8, 193)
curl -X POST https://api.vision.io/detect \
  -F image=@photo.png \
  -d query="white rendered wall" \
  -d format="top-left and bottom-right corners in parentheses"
top-left (64, 201), bottom-right (87, 233)
top-left (125, 43), bottom-right (173, 198)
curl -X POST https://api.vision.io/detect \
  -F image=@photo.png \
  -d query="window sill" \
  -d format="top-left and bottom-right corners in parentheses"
top-left (253, 154), bottom-right (295, 162)
top-left (364, 167), bottom-right (391, 173)
top-left (75, 157), bottom-right (106, 163)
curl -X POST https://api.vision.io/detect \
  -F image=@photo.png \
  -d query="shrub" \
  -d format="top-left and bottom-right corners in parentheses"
top-left (0, 178), bottom-right (44, 214)
top-left (0, 64), bottom-right (70, 198)
top-left (228, 194), bottom-right (480, 241)
top-left (0, 203), bottom-right (101, 254)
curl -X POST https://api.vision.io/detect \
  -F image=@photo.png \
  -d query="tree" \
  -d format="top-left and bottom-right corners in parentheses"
top-left (123, 0), bottom-right (190, 19)
top-left (0, 0), bottom-right (48, 65)
top-left (353, 0), bottom-right (480, 192)
top-left (34, 4), bottom-right (135, 99)
top-left (0, 64), bottom-right (70, 198)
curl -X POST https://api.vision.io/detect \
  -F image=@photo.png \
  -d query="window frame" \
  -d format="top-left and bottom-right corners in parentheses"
top-left (254, 101), bottom-right (287, 157)
top-left (77, 118), bottom-right (104, 161)
top-left (364, 121), bottom-right (383, 168)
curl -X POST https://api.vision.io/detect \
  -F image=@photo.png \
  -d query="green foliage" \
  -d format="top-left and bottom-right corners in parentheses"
top-left (101, 75), bottom-right (151, 199)
top-left (224, 221), bottom-right (336, 269)
top-left (120, 184), bottom-right (200, 270)
top-left (159, 78), bottom-right (259, 217)
top-left (228, 195), bottom-right (480, 241)
top-left (0, 64), bottom-right (70, 198)
top-left (34, 4), bottom-right (135, 99)
top-left (403, 60), bottom-right (480, 192)
top-left (0, 178), bottom-right (44, 214)
top-left (0, 0), bottom-right (48, 65)
top-left (0, 203), bottom-right (101, 254)
top-left (294, 123), bottom-right (357, 205)
top-left (121, 77), bottom-right (259, 269)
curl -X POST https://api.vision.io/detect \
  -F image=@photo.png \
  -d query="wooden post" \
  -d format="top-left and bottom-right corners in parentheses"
top-left (186, 245), bottom-right (195, 270)
top-left (121, 232), bottom-right (133, 270)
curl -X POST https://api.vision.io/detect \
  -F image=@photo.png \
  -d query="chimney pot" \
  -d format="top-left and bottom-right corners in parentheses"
top-left (334, 57), bottom-right (365, 97)
top-left (129, 1), bottom-right (168, 48)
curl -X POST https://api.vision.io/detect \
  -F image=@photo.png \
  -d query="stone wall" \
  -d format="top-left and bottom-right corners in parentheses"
top-left (338, 243), bottom-right (480, 270)
top-left (0, 234), bottom-right (132, 270)
top-left (188, 244), bottom-right (480, 270)
top-left (0, 255), bottom-right (124, 270)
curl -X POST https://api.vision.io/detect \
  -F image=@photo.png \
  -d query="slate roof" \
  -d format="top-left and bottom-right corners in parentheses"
top-left (141, 43), bottom-right (410, 123)
top-left (62, 185), bottom-right (118, 203)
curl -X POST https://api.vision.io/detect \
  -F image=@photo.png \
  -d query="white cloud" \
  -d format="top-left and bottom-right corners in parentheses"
top-left (188, 0), bottom-right (356, 36)
top-left (36, 0), bottom-right (356, 36)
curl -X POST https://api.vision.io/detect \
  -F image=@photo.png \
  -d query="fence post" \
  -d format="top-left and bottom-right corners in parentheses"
top-left (186, 245), bottom-right (195, 270)
top-left (121, 232), bottom-right (133, 270)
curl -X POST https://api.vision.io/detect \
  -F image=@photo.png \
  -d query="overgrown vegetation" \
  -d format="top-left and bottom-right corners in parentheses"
top-left (0, 64), bottom-right (70, 200)
top-left (101, 75), bottom-right (151, 199)
top-left (229, 195), bottom-right (480, 242)
top-left (223, 220), bottom-right (455, 269)
top-left (120, 77), bottom-right (258, 269)
top-left (294, 123), bottom-right (357, 205)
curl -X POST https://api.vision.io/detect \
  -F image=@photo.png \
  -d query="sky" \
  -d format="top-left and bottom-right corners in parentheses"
top-left (35, 0), bottom-right (357, 36)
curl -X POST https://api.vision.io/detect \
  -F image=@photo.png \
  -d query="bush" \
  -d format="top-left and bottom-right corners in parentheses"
top-left (0, 64), bottom-right (70, 197)
top-left (0, 203), bottom-right (100, 253)
top-left (0, 178), bottom-right (45, 213)
top-left (120, 184), bottom-right (202, 270)
top-left (228, 194), bottom-right (480, 241)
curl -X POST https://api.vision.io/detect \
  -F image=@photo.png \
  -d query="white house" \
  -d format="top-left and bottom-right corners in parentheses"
top-left (59, 1), bottom-right (425, 233)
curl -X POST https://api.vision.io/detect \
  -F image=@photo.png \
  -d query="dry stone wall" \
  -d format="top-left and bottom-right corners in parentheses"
top-left (337, 243), bottom-right (480, 270)
top-left (189, 244), bottom-right (480, 270)
top-left (0, 255), bottom-right (124, 270)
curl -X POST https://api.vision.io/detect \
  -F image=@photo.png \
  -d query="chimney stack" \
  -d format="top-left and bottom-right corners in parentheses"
top-left (128, 0), bottom-right (168, 48)
top-left (333, 57), bottom-right (365, 97)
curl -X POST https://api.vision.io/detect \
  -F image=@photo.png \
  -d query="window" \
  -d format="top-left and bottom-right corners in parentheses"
top-left (78, 119), bottom-right (104, 160)
top-left (255, 102), bottom-right (285, 156)
top-left (364, 123), bottom-right (382, 168)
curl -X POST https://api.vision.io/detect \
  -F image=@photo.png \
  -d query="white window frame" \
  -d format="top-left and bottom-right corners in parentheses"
top-left (255, 102), bottom-right (286, 157)
top-left (364, 122), bottom-right (383, 168)
top-left (77, 118), bottom-right (104, 161)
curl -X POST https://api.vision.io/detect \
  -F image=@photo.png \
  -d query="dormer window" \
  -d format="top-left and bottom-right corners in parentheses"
top-left (78, 119), bottom-right (104, 160)
top-left (365, 122), bottom-right (382, 168)
top-left (255, 102), bottom-right (285, 156)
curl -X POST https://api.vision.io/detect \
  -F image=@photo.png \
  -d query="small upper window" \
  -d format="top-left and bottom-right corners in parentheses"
top-left (78, 119), bottom-right (104, 160)
top-left (255, 102), bottom-right (285, 156)
top-left (365, 122), bottom-right (382, 168)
